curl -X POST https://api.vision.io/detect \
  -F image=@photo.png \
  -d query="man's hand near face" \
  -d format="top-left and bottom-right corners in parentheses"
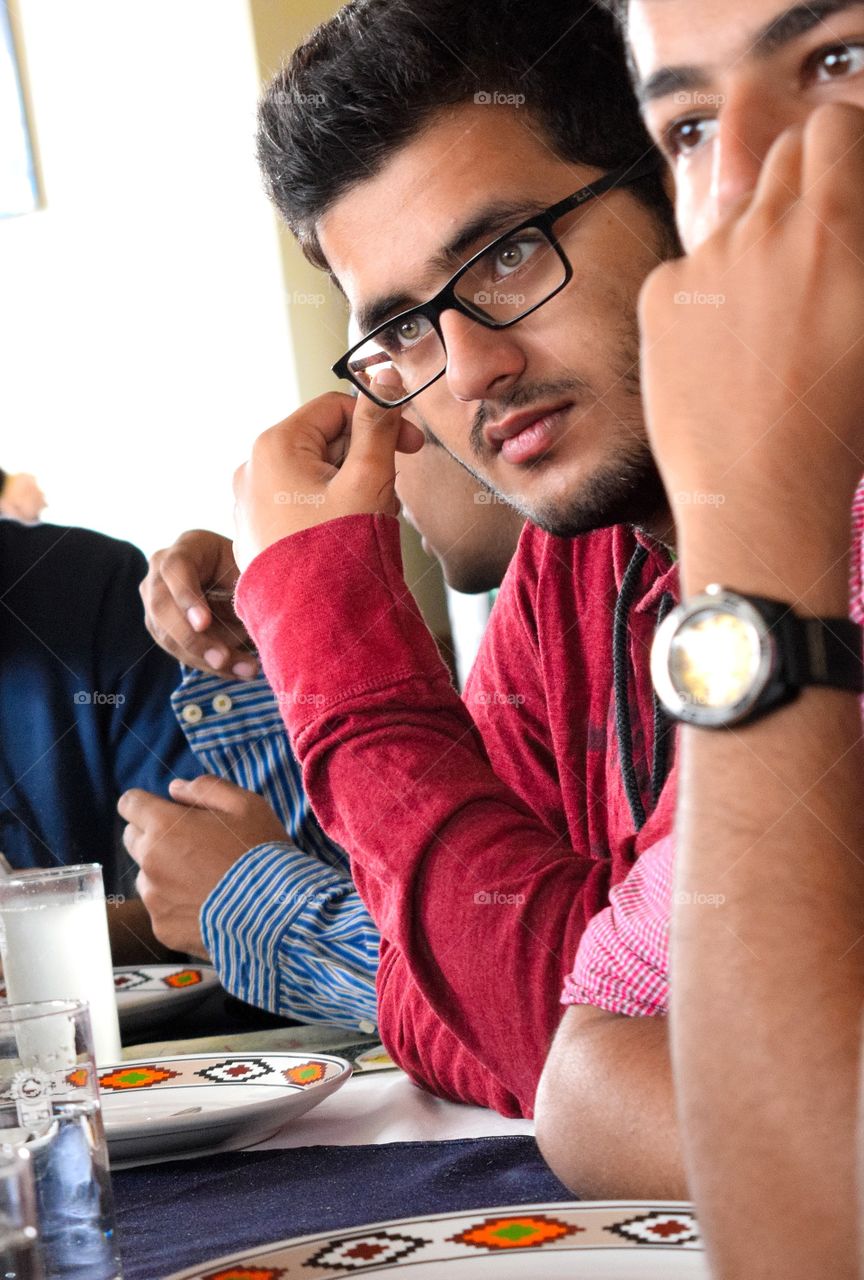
top-left (232, 379), bottom-right (423, 572)
top-left (118, 776), bottom-right (288, 957)
top-left (640, 103), bottom-right (864, 599)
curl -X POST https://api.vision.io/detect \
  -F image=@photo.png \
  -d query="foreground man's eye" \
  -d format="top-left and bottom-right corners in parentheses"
top-left (661, 115), bottom-right (717, 162)
top-left (807, 40), bottom-right (864, 84)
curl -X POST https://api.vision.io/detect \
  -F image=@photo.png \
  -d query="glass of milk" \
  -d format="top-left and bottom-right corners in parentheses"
top-left (0, 866), bottom-right (121, 1066)
top-left (0, 1000), bottom-right (123, 1279)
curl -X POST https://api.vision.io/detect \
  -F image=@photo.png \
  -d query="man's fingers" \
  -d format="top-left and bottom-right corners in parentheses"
top-left (117, 787), bottom-right (176, 828)
top-left (168, 774), bottom-right (250, 813)
top-left (396, 420), bottom-right (426, 454)
top-left (339, 372), bottom-right (415, 503)
top-left (121, 821), bottom-right (140, 861)
top-left (749, 122), bottom-right (803, 226)
top-left (801, 103), bottom-right (864, 225)
top-left (141, 575), bottom-right (212, 665)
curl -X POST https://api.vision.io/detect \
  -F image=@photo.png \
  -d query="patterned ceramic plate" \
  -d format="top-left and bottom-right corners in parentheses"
top-left (100, 1052), bottom-right (351, 1163)
top-left (112, 964), bottom-right (220, 1031)
top-left (163, 1202), bottom-right (706, 1278)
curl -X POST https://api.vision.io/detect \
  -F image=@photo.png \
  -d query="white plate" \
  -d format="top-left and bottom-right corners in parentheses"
top-left (112, 965), bottom-right (220, 1032)
top-left (99, 1051), bottom-right (351, 1162)
top-left (164, 1201), bottom-right (706, 1278)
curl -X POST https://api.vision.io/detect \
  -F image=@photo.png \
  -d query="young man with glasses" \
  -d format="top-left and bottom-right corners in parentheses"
top-left (226, 0), bottom-right (683, 1119)
top-left (538, 2), bottom-right (864, 1273)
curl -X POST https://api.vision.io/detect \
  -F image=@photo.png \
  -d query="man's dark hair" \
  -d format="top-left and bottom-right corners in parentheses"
top-left (257, 0), bottom-right (673, 270)
top-left (598, 0), bottom-right (628, 24)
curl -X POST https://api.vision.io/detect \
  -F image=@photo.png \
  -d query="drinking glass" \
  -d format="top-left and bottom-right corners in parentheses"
top-left (0, 1000), bottom-right (122, 1280)
top-left (0, 865), bottom-right (121, 1065)
top-left (0, 1144), bottom-right (42, 1279)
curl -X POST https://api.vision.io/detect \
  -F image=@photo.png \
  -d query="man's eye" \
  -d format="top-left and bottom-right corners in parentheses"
top-left (661, 116), bottom-right (717, 160)
top-left (396, 315), bottom-right (430, 346)
top-left (806, 41), bottom-right (864, 84)
top-left (378, 314), bottom-right (431, 354)
top-left (492, 237), bottom-right (542, 277)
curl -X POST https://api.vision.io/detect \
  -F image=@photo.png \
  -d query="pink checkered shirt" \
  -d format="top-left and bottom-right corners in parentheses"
top-left (563, 480), bottom-right (864, 1018)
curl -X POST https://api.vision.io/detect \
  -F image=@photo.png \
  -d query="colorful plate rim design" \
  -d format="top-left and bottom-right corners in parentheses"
top-left (99, 1051), bottom-right (351, 1100)
top-left (112, 964), bottom-right (220, 1002)
top-left (163, 1200), bottom-right (702, 1278)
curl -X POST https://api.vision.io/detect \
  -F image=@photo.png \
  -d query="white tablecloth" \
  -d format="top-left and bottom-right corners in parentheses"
top-left (251, 1070), bottom-right (534, 1150)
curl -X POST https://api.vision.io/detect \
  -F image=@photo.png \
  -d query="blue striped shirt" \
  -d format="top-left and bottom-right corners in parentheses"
top-left (172, 671), bottom-right (379, 1031)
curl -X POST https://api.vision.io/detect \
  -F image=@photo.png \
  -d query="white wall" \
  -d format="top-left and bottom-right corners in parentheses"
top-left (1, 0), bottom-right (299, 554)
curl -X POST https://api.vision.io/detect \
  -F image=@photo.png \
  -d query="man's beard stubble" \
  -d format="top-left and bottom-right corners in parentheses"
top-left (412, 334), bottom-right (669, 539)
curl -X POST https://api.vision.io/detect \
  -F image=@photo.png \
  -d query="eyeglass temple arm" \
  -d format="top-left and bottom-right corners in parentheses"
top-left (547, 150), bottom-right (665, 224)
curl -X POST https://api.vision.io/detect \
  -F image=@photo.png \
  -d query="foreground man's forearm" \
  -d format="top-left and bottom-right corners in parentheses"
top-left (672, 525), bottom-right (864, 1280)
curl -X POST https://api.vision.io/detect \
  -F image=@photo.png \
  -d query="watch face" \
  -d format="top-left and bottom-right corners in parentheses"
top-left (651, 589), bottom-right (774, 726)
top-left (668, 609), bottom-right (762, 711)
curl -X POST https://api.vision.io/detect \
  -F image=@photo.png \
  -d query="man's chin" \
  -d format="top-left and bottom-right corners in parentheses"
top-left (495, 454), bottom-right (668, 540)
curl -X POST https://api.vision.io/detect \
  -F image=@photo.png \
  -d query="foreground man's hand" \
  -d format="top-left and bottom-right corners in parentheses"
top-left (640, 103), bottom-right (864, 1280)
top-left (142, 529), bottom-right (258, 677)
top-left (640, 103), bottom-right (864, 602)
top-left (232, 374), bottom-right (424, 572)
top-left (118, 775), bottom-right (287, 956)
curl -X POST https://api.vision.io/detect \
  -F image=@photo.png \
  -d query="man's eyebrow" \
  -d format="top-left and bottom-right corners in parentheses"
top-left (354, 198), bottom-right (542, 337)
top-left (753, 0), bottom-right (864, 56)
top-left (638, 66), bottom-right (711, 105)
top-left (638, 0), bottom-right (864, 106)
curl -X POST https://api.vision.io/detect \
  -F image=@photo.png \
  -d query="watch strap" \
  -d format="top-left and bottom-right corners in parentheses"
top-left (783, 614), bottom-right (864, 694)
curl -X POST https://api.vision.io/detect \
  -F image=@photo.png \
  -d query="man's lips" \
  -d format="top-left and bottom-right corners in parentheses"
top-left (484, 402), bottom-right (573, 466)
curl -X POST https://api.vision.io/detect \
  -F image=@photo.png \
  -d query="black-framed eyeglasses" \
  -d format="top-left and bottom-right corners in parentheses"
top-left (332, 152), bottom-right (662, 408)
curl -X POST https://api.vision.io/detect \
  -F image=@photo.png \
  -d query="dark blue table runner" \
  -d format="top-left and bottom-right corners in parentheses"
top-left (113, 1136), bottom-right (572, 1279)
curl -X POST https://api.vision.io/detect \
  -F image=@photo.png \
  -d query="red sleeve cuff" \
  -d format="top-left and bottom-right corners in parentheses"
top-left (234, 514), bottom-right (453, 739)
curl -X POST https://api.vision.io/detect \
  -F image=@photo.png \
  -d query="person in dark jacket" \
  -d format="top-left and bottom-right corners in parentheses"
top-left (0, 520), bottom-right (199, 949)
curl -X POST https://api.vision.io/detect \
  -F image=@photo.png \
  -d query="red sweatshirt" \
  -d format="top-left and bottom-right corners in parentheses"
top-left (236, 514), bottom-right (678, 1117)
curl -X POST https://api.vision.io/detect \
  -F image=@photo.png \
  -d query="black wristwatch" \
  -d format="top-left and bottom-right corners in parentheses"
top-left (650, 584), bottom-right (863, 728)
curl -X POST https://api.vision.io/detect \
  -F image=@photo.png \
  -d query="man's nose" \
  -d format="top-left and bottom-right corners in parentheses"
top-left (439, 310), bottom-right (526, 404)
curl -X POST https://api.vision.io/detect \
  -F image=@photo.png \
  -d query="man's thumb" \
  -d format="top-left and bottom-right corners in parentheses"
top-left (344, 371), bottom-right (410, 471)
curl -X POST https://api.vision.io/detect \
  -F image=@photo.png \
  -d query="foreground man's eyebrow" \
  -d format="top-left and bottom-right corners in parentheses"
top-left (638, 66), bottom-right (712, 106)
top-left (752, 0), bottom-right (864, 57)
top-left (637, 0), bottom-right (864, 105)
